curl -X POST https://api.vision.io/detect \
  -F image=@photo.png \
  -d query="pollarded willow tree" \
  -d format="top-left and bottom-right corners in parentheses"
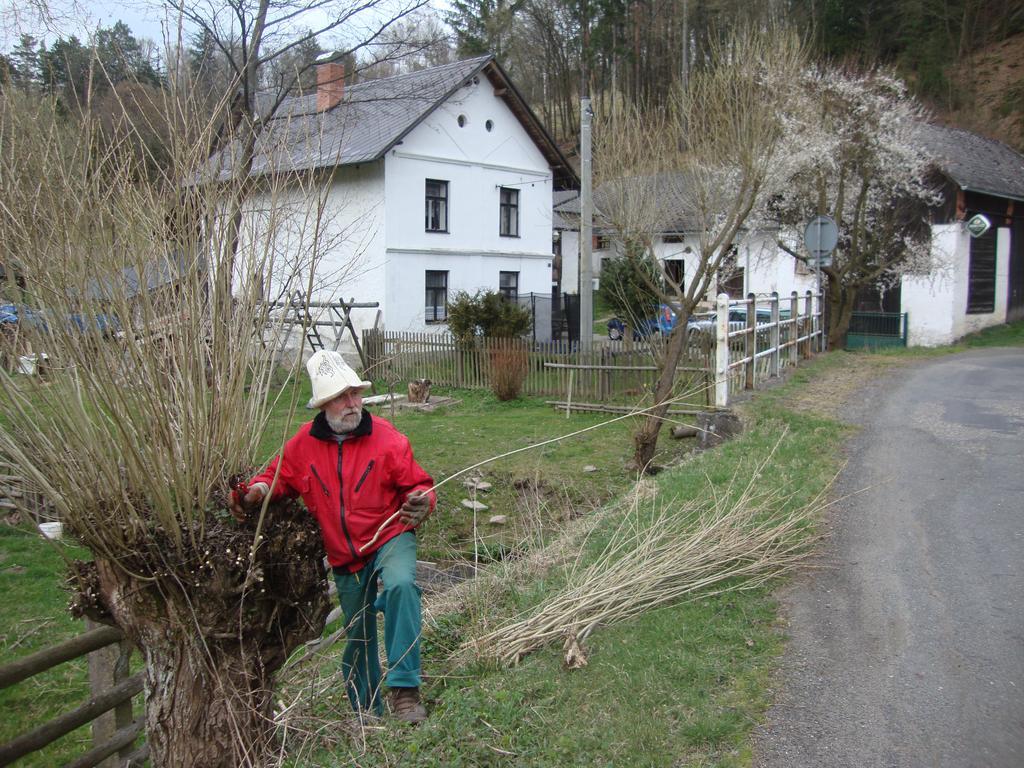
top-left (593, 28), bottom-right (807, 472)
top-left (772, 67), bottom-right (942, 348)
top-left (0, 72), bottom-right (356, 766)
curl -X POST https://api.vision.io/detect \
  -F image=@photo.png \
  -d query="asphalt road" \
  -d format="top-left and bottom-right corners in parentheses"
top-left (755, 348), bottom-right (1024, 768)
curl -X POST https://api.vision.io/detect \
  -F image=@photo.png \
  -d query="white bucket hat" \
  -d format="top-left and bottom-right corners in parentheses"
top-left (306, 350), bottom-right (371, 409)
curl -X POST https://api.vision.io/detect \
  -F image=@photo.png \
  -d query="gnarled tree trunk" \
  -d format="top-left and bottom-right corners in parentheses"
top-left (828, 281), bottom-right (858, 350)
top-left (72, 493), bottom-right (331, 767)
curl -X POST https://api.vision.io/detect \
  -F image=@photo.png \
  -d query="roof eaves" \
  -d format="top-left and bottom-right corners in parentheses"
top-left (959, 183), bottom-right (1024, 203)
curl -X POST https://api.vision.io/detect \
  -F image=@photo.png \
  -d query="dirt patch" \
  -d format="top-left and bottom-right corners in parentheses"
top-left (775, 353), bottom-right (912, 420)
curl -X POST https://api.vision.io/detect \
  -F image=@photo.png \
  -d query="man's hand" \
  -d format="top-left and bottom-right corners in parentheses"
top-left (230, 483), bottom-right (267, 522)
top-left (399, 491), bottom-right (431, 527)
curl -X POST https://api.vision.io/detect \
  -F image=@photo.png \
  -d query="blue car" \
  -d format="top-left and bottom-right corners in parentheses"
top-left (1, 304), bottom-right (122, 337)
top-left (0, 304), bottom-right (48, 331)
top-left (607, 304), bottom-right (681, 340)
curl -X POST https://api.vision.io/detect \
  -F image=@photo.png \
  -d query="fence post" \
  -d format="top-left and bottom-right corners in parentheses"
top-left (804, 290), bottom-right (814, 358)
top-left (715, 293), bottom-right (729, 408)
top-left (770, 292), bottom-right (780, 378)
top-left (818, 289), bottom-right (827, 353)
top-left (790, 291), bottom-right (799, 367)
top-left (86, 619), bottom-right (135, 767)
top-left (744, 293), bottom-right (756, 390)
top-left (599, 346), bottom-right (611, 400)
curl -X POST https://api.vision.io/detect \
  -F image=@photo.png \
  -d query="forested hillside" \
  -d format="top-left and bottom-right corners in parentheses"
top-left (445, 0), bottom-right (1024, 150)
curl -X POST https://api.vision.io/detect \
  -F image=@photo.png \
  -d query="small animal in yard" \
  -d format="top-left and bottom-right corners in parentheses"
top-left (408, 378), bottom-right (432, 404)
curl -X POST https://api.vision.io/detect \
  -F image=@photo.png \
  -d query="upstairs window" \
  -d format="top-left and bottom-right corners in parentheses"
top-left (499, 187), bottom-right (519, 237)
top-left (425, 270), bottom-right (448, 323)
top-left (499, 271), bottom-right (519, 302)
top-left (425, 180), bottom-right (449, 232)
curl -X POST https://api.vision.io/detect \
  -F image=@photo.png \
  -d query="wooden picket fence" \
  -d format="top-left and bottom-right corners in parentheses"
top-left (362, 330), bottom-right (715, 407)
top-left (363, 290), bottom-right (824, 411)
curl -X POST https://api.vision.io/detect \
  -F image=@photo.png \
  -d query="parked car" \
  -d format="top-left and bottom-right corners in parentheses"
top-left (607, 303), bottom-right (681, 340)
top-left (688, 306), bottom-right (791, 332)
top-left (607, 314), bottom-right (659, 340)
top-left (0, 303), bottom-right (48, 331)
top-left (1, 303), bottom-right (122, 337)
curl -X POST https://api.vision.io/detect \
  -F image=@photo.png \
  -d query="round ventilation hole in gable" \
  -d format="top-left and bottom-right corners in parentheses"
top-left (485, 119), bottom-right (494, 132)
top-left (457, 114), bottom-right (467, 127)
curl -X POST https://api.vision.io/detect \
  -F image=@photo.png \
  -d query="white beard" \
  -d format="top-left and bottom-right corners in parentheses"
top-left (327, 412), bottom-right (361, 433)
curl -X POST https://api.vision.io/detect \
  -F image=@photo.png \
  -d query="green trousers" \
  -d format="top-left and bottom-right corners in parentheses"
top-left (333, 532), bottom-right (421, 715)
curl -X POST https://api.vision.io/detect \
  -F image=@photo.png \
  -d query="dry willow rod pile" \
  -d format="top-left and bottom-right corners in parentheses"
top-left (464, 437), bottom-right (828, 666)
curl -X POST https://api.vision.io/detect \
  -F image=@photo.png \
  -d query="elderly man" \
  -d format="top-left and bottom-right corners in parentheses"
top-left (232, 350), bottom-right (434, 723)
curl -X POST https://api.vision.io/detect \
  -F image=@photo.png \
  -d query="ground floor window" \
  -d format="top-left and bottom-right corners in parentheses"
top-left (966, 226), bottom-right (997, 314)
top-left (663, 259), bottom-right (684, 289)
top-left (499, 271), bottom-right (519, 301)
top-left (425, 270), bottom-right (448, 322)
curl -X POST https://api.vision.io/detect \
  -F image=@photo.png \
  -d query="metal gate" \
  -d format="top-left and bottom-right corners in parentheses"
top-left (846, 312), bottom-right (908, 349)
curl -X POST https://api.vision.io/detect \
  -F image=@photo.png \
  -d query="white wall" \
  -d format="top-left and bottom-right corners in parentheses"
top-left (382, 251), bottom-right (552, 332)
top-left (383, 75), bottom-right (555, 330)
top-left (583, 231), bottom-right (814, 305)
top-left (231, 163), bottom-right (386, 358)
top-left (902, 224), bottom-right (960, 347)
top-left (902, 223), bottom-right (1010, 347)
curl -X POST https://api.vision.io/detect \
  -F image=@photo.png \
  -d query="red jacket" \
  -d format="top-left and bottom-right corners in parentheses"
top-left (251, 410), bottom-right (435, 572)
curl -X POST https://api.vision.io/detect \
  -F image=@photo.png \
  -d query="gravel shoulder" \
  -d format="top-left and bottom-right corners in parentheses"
top-left (754, 348), bottom-right (1024, 768)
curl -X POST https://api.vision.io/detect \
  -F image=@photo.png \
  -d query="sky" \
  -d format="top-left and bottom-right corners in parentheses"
top-left (0, 0), bottom-right (174, 48)
top-left (1, 0), bottom-right (450, 52)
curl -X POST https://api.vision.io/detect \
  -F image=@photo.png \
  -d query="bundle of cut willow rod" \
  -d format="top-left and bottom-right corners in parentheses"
top-left (464, 458), bottom-right (827, 666)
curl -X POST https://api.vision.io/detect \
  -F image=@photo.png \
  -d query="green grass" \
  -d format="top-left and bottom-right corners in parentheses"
top-left (0, 527), bottom-right (96, 767)
top-left (0, 344), bottom-right (868, 766)
top-left (959, 318), bottom-right (1024, 348)
top-left (288, 374), bottom-right (848, 766)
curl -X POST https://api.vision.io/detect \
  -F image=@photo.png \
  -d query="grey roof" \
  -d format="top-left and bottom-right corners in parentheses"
top-left (208, 56), bottom-right (577, 188)
top-left (918, 123), bottom-right (1024, 201)
top-left (553, 172), bottom-right (702, 233)
top-left (552, 190), bottom-right (578, 230)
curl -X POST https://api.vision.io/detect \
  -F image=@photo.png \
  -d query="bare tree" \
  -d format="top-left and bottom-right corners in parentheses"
top-left (594, 28), bottom-right (806, 472)
top-left (0, 30), bottom-right (374, 764)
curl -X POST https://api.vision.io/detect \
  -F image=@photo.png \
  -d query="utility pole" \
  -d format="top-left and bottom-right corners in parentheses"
top-left (681, 0), bottom-right (689, 92)
top-left (580, 100), bottom-right (593, 351)
top-left (579, 0), bottom-right (593, 350)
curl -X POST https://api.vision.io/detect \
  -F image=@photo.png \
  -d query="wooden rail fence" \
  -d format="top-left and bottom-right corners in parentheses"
top-left (0, 623), bottom-right (146, 768)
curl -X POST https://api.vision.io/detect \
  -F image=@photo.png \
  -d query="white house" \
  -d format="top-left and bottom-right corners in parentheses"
top-left (900, 124), bottom-right (1024, 346)
top-left (556, 128), bottom-right (1024, 347)
top-left (217, 55), bottom-right (577, 350)
top-left (553, 179), bottom-right (816, 314)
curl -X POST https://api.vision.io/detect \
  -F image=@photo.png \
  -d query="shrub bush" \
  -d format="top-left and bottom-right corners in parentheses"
top-left (488, 342), bottom-right (529, 401)
top-left (447, 290), bottom-right (532, 347)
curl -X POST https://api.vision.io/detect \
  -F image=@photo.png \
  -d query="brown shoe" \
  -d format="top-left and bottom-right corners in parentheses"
top-left (389, 686), bottom-right (427, 723)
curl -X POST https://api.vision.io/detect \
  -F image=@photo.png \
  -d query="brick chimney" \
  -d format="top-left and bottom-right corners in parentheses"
top-left (316, 60), bottom-right (345, 112)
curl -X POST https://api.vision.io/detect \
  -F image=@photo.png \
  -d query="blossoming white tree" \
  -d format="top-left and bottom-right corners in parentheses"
top-left (772, 68), bottom-right (942, 348)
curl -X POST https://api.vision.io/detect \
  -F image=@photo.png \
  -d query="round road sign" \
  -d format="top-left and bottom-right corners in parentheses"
top-left (803, 215), bottom-right (839, 256)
